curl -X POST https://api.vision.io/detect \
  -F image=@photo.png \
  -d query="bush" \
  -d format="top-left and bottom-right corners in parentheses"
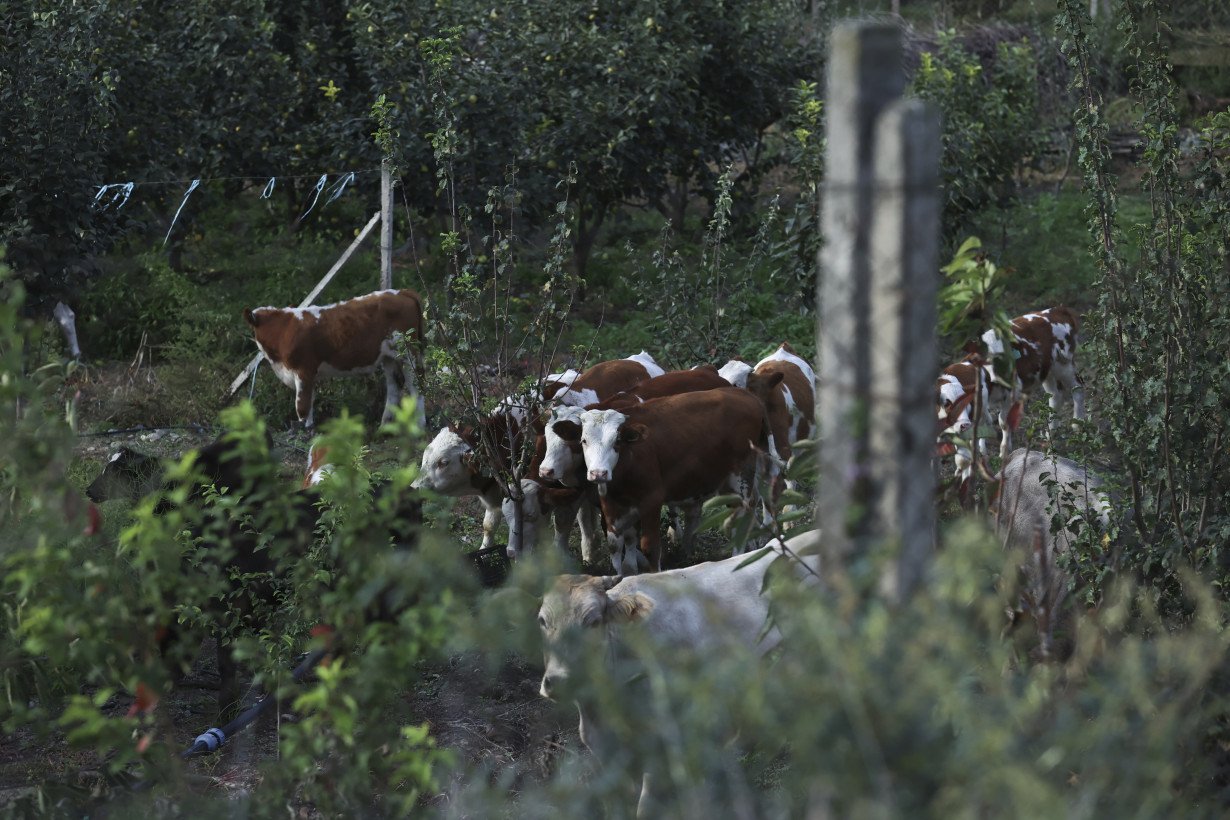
top-left (911, 30), bottom-right (1042, 237)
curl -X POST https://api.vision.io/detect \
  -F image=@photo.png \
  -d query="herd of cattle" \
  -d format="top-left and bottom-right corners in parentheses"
top-left (82, 286), bottom-right (1112, 780)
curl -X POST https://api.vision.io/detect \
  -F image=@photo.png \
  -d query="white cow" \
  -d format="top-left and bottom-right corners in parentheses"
top-left (537, 530), bottom-right (822, 816)
top-left (993, 448), bottom-right (1112, 657)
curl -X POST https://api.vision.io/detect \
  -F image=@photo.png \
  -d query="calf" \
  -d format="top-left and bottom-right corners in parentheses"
top-left (538, 531), bottom-right (821, 815)
top-left (992, 448), bottom-right (1112, 658)
top-left (543, 351), bottom-right (666, 407)
top-left (243, 288), bottom-right (426, 429)
top-left (563, 387), bottom-right (771, 574)
top-left (743, 343), bottom-right (816, 485)
top-left (413, 410), bottom-right (539, 554)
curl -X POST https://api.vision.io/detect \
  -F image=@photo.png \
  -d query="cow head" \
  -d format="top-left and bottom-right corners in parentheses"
top-left (86, 447), bottom-right (162, 503)
top-left (540, 406), bottom-right (585, 484)
top-left (577, 409), bottom-right (645, 493)
top-left (718, 359), bottom-right (752, 388)
top-left (413, 426), bottom-right (477, 496)
top-left (538, 574), bottom-right (654, 699)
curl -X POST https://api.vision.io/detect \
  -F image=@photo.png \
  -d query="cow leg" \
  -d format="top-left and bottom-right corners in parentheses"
top-left (294, 373), bottom-right (316, 429)
top-left (576, 502), bottom-right (600, 564)
top-left (400, 355), bottom-right (427, 429)
top-left (551, 496), bottom-right (580, 554)
top-left (478, 494), bottom-right (501, 551)
top-left (997, 407), bottom-right (1013, 462)
top-left (53, 302), bottom-right (82, 360)
top-left (381, 358), bottom-right (400, 424)
top-left (638, 498), bottom-right (665, 572)
top-left (602, 504), bottom-right (641, 575)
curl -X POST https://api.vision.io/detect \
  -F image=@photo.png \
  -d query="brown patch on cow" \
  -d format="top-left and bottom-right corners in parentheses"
top-left (568, 359), bottom-right (657, 400)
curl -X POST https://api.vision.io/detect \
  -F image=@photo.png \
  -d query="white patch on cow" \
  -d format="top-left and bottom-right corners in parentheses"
top-left (556, 387), bottom-right (600, 408)
top-left (307, 464), bottom-right (335, 486)
top-left (1018, 313), bottom-right (1045, 323)
top-left (937, 374), bottom-right (972, 431)
top-left (779, 384), bottom-right (802, 444)
top-left (755, 344), bottom-right (816, 387)
top-left (496, 395), bottom-right (530, 424)
top-left (625, 351), bottom-right (665, 378)
top-left (544, 369), bottom-right (580, 393)
top-left (109, 451), bottom-right (123, 464)
top-left (255, 341), bottom-right (298, 389)
top-left (249, 289), bottom-right (401, 316)
top-left (541, 406), bottom-right (585, 484)
top-left (579, 408), bottom-right (628, 485)
top-left (981, 328), bottom-right (1005, 355)
top-left (718, 360), bottom-right (752, 387)
top-left (412, 428), bottom-right (474, 496)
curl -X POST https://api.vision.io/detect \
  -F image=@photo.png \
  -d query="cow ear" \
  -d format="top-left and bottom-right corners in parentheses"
top-left (619, 423), bottom-right (647, 444)
top-left (243, 308), bottom-right (260, 328)
top-left (767, 372), bottom-right (784, 388)
top-left (962, 339), bottom-right (980, 356)
top-left (552, 420), bottom-right (581, 442)
top-left (605, 591), bottom-right (654, 624)
top-left (542, 381), bottom-right (566, 401)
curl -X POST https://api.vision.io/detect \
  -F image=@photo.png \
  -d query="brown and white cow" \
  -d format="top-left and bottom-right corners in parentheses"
top-left (243, 288), bottom-right (426, 429)
top-left (937, 306), bottom-right (1086, 473)
top-left (544, 351), bottom-right (666, 407)
top-left (301, 443), bottom-right (333, 489)
top-left (413, 409), bottom-right (538, 554)
top-left (560, 388), bottom-right (771, 575)
top-left (743, 343), bottom-right (816, 488)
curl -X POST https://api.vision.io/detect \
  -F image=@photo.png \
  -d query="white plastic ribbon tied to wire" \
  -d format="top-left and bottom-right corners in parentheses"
top-left (163, 178), bottom-right (201, 246)
top-left (299, 174), bottom-right (328, 221)
top-left (93, 182), bottom-right (135, 211)
top-left (261, 177), bottom-right (276, 199)
top-left (325, 171), bottom-right (355, 205)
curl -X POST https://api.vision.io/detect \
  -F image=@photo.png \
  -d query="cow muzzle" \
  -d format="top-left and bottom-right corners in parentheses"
top-left (588, 469), bottom-right (609, 483)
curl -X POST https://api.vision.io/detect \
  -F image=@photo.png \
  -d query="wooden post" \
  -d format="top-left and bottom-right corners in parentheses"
top-left (380, 158), bottom-right (394, 290)
top-left (816, 22), bottom-right (939, 601)
top-left (869, 99), bottom-right (941, 602)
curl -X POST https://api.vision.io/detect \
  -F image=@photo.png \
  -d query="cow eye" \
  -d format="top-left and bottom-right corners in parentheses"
top-left (437, 458), bottom-right (448, 468)
top-left (537, 614), bottom-right (547, 629)
top-left (942, 399), bottom-right (951, 407)
top-left (581, 438), bottom-right (587, 445)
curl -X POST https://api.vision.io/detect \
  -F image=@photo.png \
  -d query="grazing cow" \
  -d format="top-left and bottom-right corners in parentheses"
top-left (538, 530), bottom-right (822, 816)
top-left (413, 411), bottom-right (539, 554)
top-left (743, 343), bottom-right (816, 484)
top-left (561, 387), bottom-right (771, 574)
top-left (544, 352), bottom-right (666, 407)
top-left (243, 288), bottom-right (426, 429)
top-left (937, 307), bottom-right (1086, 472)
top-left (992, 448), bottom-right (1112, 658)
